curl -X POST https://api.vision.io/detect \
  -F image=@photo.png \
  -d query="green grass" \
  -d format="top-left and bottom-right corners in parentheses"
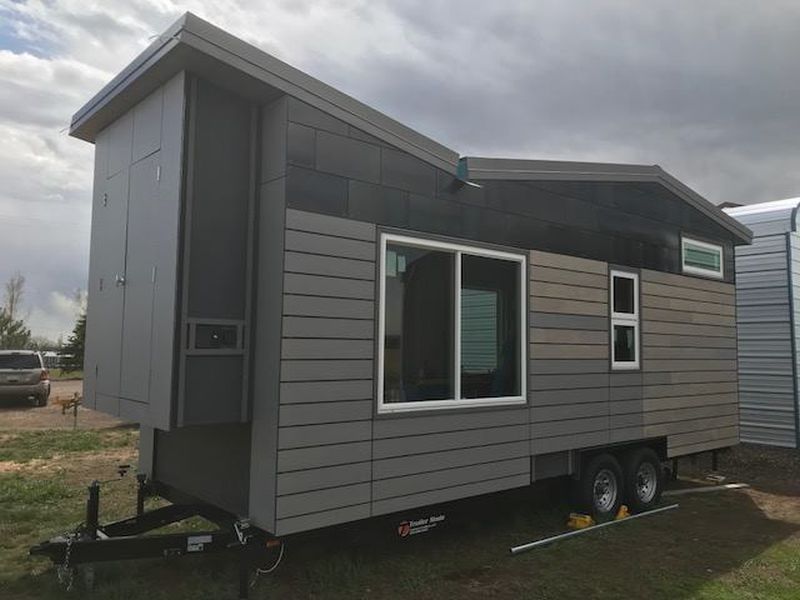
top-left (1, 429), bottom-right (799, 599)
top-left (47, 369), bottom-right (83, 381)
top-left (0, 429), bottom-right (136, 463)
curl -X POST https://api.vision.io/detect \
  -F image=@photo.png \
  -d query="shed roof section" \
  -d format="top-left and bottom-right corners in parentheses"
top-left (69, 13), bottom-right (459, 172)
top-left (71, 12), bottom-right (750, 245)
top-left (464, 158), bottom-right (752, 244)
top-left (725, 198), bottom-right (800, 237)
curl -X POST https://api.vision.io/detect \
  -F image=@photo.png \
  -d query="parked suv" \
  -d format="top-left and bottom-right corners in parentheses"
top-left (0, 350), bottom-right (50, 406)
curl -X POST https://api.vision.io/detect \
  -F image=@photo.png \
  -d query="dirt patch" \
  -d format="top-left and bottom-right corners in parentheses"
top-left (680, 443), bottom-right (800, 496)
top-left (0, 447), bottom-right (137, 482)
top-left (0, 380), bottom-right (127, 431)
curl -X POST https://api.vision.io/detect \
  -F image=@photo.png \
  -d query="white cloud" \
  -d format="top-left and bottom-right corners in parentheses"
top-left (1, 0), bottom-right (800, 341)
top-left (27, 291), bottom-right (84, 342)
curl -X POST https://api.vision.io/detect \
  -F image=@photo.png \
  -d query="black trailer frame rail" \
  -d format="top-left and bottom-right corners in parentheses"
top-left (30, 477), bottom-right (276, 599)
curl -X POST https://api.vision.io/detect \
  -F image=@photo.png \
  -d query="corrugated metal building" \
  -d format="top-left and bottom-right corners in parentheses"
top-left (725, 199), bottom-right (800, 448)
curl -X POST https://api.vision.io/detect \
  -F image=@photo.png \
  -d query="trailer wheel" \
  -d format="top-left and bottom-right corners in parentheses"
top-left (622, 447), bottom-right (663, 513)
top-left (577, 453), bottom-right (623, 522)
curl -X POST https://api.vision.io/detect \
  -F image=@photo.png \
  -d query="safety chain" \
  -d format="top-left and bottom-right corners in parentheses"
top-left (55, 532), bottom-right (77, 591)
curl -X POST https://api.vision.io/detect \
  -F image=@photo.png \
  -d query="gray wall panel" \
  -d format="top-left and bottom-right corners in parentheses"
top-left (641, 268), bottom-right (739, 457)
top-left (83, 73), bottom-right (185, 431)
top-left (275, 210), bottom-right (377, 523)
top-left (373, 458), bottom-right (529, 500)
top-left (247, 99), bottom-right (288, 531)
top-left (278, 421), bottom-right (372, 449)
top-left (276, 462), bottom-right (372, 496)
top-left (276, 504), bottom-right (371, 536)
top-left (372, 474), bottom-right (530, 516)
top-left (276, 483), bottom-right (370, 519)
top-left (727, 225), bottom-right (798, 447)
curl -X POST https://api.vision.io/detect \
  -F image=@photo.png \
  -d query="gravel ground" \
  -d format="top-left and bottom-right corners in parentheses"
top-left (0, 380), bottom-right (127, 430)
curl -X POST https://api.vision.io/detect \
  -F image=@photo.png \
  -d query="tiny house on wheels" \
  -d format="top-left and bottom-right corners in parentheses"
top-left (725, 199), bottom-right (800, 449)
top-left (65, 12), bottom-right (752, 558)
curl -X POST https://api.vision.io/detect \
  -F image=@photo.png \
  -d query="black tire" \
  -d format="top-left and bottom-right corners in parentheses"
top-left (576, 453), bottom-right (623, 523)
top-left (622, 447), bottom-right (664, 513)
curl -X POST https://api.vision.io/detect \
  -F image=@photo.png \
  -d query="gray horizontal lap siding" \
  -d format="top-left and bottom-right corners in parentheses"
top-left (275, 209), bottom-right (532, 533)
top-left (529, 250), bottom-right (612, 455)
top-left (640, 269), bottom-right (740, 456)
top-left (275, 209), bottom-right (376, 535)
top-left (273, 212), bottom-right (742, 534)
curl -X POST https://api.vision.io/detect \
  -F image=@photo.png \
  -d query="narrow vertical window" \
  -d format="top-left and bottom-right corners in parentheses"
top-left (610, 270), bottom-right (639, 370)
top-left (378, 234), bottom-right (526, 413)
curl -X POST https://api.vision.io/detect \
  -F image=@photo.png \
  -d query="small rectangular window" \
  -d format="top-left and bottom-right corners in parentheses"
top-left (610, 271), bottom-right (639, 370)
top-left (378, 234), bottom-right (526, 413)
top-left (682, 237), bottom-right (723, 279)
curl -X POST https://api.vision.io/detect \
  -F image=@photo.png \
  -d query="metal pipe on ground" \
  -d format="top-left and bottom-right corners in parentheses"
top-left (509, 504), bottom-right (679, 556)
top-left (663, 483), bottom-right (749, 497)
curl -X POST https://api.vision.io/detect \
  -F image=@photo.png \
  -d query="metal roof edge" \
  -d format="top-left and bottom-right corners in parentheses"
top-left (461, 157), bottom-right (752, 245)
top-left (69, 15), bottom-right (188, 137)
top-left (69, 12), bottom-right (459, 172)
top-left (653, 167), bottom-right (752, 244)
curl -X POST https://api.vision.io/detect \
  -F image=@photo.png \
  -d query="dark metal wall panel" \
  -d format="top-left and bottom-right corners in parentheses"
top-left (185, 80), bottom-right (251, 320)
top-left (155, 423), bottom-right (251, 515)
top-left (280, 98), bottom-right (738, 281)
top-left (177, 77), bottom-right (255, 427)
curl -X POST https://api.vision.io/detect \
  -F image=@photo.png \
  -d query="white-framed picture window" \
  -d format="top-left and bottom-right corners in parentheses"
top-left (682, 237), bottom-right (723, 279)
top-left (610, 270), bottom-right (639, 370)
top-left (377, 233), bottom-right (527, 413)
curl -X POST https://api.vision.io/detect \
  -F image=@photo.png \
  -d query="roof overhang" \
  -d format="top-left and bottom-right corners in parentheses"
top-left (71, 14), bottom-right (752, 245)
top-left (69, 12), bottom-right (459, 173)
top-left (462, 157), bottom-right (753, 245)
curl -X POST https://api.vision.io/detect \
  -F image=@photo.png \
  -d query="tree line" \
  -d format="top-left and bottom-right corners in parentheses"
top-left (0, 272), bottom-right (85, 371)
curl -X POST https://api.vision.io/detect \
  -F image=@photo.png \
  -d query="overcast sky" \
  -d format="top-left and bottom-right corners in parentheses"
top-left (2, 0), bottom-right (800, 340)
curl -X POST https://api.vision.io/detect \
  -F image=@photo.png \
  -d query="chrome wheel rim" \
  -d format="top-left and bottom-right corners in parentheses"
top-left (636, 462), bottom-right (658, 504)
top-left (593, 468), bottom-right (618, 512)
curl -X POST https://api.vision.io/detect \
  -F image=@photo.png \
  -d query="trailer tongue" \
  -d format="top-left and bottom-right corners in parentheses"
top-left (30, 477), bottom-right (279, 599)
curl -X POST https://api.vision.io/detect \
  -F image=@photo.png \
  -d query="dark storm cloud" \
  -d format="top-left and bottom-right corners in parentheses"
top-left (2, 0), bottom-right (800, 339)
top-left (321, 0), bottom-right (800, 205)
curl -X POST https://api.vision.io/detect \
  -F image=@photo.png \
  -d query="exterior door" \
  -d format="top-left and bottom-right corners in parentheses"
top-left (84, 154), bottom-right (129, 407)
top-left (119, 153), bottom-right (160, 403)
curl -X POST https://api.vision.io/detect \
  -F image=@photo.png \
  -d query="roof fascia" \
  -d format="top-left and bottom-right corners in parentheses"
top-left (463, 157), bottom-right (752, 244)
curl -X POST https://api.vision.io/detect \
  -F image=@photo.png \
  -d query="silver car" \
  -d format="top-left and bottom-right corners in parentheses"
top-left (0, 350), bottom-right (51, 406)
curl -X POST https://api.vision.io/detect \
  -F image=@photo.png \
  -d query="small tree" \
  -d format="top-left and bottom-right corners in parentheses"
top-left (4, 272), bottom-right (25, 320)
top-left (61, 312), bottom-right (86, 372)
top-left (0, 308), bottom-right (31, 349)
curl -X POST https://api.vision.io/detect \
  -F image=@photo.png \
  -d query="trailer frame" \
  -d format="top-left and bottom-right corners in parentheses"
top-left (29, 476), bottom-right (275, 599)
